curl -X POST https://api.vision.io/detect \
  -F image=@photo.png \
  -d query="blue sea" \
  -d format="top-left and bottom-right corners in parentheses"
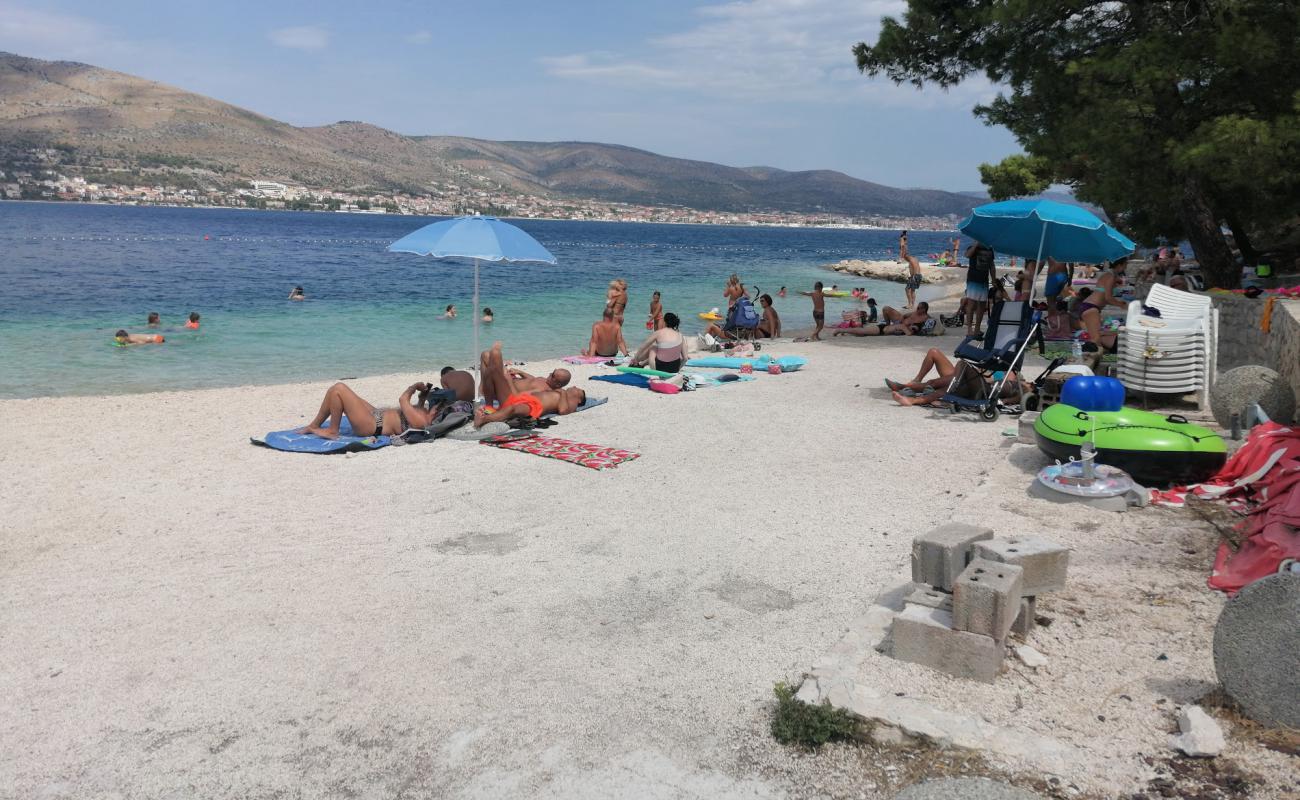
top-left (0, 202), bottom-right (963, 399)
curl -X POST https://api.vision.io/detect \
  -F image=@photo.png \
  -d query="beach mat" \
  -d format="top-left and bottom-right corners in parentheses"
top-left (592, 373), bottom-right (650, 388)
top-left (480, 434), bottom-right (639, 470)
top-left (252, 416), bottom-right (391, 453)
top-left (686, 354), bottom-right (807, 372)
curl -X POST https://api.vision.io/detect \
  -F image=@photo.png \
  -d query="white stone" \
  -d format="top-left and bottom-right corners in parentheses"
top-left (870, 723), bottom-right (907, 746)
top-left (1015, 645), bottom-right (1048, 668)
top-left (1168, 706), bottom-right (1225, 757)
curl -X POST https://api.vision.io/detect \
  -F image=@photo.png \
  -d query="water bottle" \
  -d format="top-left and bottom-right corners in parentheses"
top-left (1071, 336), bottom-right (1083, 361)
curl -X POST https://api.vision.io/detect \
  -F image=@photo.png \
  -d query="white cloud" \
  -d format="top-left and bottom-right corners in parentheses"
top-left (405, 30), bottom-right (433, 45)
top-left (268, 25), bottom-right (330, 51)
top-left (539, 0), bottom-right (986, 109)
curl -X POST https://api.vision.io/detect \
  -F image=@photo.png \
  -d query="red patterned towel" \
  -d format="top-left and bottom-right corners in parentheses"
top-left (480, 434), bottom-right (640, 470)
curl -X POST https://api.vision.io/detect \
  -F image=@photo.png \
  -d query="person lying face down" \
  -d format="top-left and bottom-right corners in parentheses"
top-left (474, 342), bottom-right (586, 428)
top-left (115, 329), bottom-right (164, 345)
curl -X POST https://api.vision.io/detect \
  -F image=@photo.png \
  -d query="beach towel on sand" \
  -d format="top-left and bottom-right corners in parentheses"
top-left (252, 417), bottom-right (391, 453)
top-left (562, 355), bottom-right (629, 365)
top-left (480, 434), bottom-right (639, 470)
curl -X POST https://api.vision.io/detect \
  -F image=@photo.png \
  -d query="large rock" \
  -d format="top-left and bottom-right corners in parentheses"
top-left (1210, 365), bottom-right (1297, 428)
top-left (1213, 573), bottom-right (1300, 728)
top-left (895, 777), bottom-right (1042, 799)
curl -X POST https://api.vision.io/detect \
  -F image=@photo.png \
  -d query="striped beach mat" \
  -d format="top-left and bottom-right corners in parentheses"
top-left (480, 434), bottom-right (640, 470)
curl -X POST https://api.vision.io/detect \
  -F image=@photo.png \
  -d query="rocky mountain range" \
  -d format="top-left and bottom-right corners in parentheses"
top-left (0, 51), bottom-right (979, 218)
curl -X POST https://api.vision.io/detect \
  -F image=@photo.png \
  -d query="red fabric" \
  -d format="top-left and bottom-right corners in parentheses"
top-left (481, 434), bottom-right (640, 470)
top-left (1162, 423), bottom-right (1300, 594)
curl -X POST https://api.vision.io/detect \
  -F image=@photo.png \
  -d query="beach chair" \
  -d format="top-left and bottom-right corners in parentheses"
top-left (1117, 284), bottom-right (1217, 408)
top-left (940, 300), bottom-right (1041, 422)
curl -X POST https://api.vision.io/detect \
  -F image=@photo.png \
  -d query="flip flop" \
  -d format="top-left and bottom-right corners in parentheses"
top-left (885, 378), bottom-right (906, 392)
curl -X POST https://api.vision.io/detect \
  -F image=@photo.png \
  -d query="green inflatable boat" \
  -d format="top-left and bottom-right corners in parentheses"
top-left (1034, 403), bottom-right (1227, 486)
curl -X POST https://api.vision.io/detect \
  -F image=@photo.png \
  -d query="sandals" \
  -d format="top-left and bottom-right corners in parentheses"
top-left (885, 378), bottom-right (906, 392)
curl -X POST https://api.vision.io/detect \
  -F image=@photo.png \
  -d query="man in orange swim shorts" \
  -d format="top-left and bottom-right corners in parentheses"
top-left (475, 342), bottom-right (586, 428)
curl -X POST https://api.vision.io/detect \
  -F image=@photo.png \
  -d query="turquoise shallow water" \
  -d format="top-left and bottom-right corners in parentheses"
top-left (0, 203), bottom-right (961, 398)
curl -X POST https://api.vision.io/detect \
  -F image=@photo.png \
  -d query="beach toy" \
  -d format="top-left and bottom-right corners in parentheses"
top-left (767, 363), bottom-right (782, 375)
top-left (699, 307), bottom-right (723, 321)
top-left (1060, 375), bottom-right (1124, 412)
top-left (617, 365), bottom-right (674, 378)
top-left (1034, 403), bottom-right (1226, 486)
top-left (739, 362), bottom-right (753, 374)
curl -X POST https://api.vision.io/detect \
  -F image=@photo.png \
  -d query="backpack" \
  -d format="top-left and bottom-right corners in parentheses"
top-left (728, 296), bottom-right (760, 330)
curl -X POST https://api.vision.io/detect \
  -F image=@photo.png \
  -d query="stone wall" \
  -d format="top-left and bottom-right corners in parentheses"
top-left (1213, 295), bottom-right (1300, 421)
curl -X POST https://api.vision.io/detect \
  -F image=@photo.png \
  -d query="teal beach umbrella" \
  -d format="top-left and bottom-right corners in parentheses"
top-left (387, 215), bottom-right (558, 368)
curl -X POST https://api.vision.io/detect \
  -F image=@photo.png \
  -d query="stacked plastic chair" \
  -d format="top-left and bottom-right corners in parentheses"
top-left (1117, 283), bottom-right (1218, 408)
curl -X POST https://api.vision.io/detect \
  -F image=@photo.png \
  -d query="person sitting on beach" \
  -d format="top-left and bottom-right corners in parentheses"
top-left (185, 312), bottom-right (200, 330)
top-left (583, 309), bottom-right (630, 357)
top-left (443, 304), bottom-right (457, 319)
top-left (631, 312), bottom-right (688, 373)
top-left (756, 295), bottom-right (781, 339)
top-left (884, 348), bottom-right (1024, 408)
top-left (832, 303), bottom-right (931, 337)
top-left (863, 297), bottom-right (879, 323)
top-left (115, 329), bottom-right (164, 345)
top-left (648, 291), bottom-right (664, 330)
top-left (147, 312), bottom-right (160, 327)
top-left (799, 281), bottom-right (827, 340)
top-left (296, 380), bottom-right (442, 439)
top-left (440, 366), bottom-right (476, 402)
top-left (506, 365), bottom-right (571, 393)
top-left (289, 286), bottom-right (305, 301)
top-left (482, 307), bottom-right (494, 323)
top-left (475, 342), bottom-right (587, 428)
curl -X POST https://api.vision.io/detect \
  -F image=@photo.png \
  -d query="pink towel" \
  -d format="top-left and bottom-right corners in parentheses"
top-left (480, 434), bottom-right (639, 470)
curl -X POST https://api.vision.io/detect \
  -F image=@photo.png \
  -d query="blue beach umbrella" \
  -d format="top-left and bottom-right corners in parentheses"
top-left (387, 215), bottom-right (557, 368)
top-left (959, 199), bottom-right (1135, 303)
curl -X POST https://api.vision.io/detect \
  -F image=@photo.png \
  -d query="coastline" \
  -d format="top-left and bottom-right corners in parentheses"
top-left (827, 257), bottom-right (965, 286)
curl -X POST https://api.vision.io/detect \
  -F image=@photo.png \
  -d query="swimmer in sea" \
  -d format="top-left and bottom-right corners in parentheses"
top-left (288, 286), bottom-right (305, 301)
top-left (147, 312), bottom-right (161, 327)
top-left (185, 312), bottom-right (201, 330)
top-left (482, 307), bottom-right (494, 323)
top-left (115, 329), bottom-right (164, 345)
top-left (443, 304), bottom-right (457, 319)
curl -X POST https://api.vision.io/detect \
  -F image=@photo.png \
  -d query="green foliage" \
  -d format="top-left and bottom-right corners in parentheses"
top-left (770, 682), bottom-right (858, 748)
top-left (978, 155), bottom-right (1054, 201)
top-left (854, 1), bottom-right (1300, 287)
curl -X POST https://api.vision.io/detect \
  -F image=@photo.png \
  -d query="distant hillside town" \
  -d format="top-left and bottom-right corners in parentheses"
top-left (0, 145), bottom-right (959, 230)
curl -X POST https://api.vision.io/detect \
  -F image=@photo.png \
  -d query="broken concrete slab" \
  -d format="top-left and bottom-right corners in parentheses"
top-left (911, 523), bottom-right (994, 591)
top-left (883, 604), bottom-right (1005, 683)
top-left (974, 537), bottom-right (1070, 596)
top-left (1015, 644), bottom-right (1047, 668)
top-left (953, 559), bottom-right (1024, 640)
top-left (1212, 572), bottom-right (1300, 728)
top-left (1169, 706), bottom-right (1225, 757)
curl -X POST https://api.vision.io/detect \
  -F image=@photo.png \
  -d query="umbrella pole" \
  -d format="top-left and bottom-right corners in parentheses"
top-left (472, 258), bottom-right (480, 377)
top-left (1028, 223), bottom-right (1048, 307)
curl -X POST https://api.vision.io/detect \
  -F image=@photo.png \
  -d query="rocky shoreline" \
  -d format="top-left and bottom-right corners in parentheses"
top-left (826, 258), bottom-right (963, 286)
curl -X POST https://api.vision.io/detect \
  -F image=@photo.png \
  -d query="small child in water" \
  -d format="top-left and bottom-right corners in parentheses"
top-left (443, 304), bottom-right (457, 319)
top-left (482, 307), bottom-right (494, 323)
top-left (147, 312), bottom-right (160, 327)
top-left (185, 312), bottom-right (201, 330)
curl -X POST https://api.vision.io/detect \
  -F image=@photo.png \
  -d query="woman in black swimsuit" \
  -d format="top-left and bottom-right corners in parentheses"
top-left (296, 381), bottom-right (440, 440)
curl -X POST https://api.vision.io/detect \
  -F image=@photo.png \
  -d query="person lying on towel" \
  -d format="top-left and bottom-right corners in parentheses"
top-left (832, 302), bottom-right (932, 336)
top-left (476, 342), bottom-right (586, 428)
top-left (296, 381), bottom-right (445, 439)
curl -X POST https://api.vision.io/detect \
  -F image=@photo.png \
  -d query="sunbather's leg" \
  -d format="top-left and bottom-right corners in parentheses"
top-left (1080, 308), bottom-right (1117, 351)
top-left (892, 388), bottom-right (944, 407)
top-left (882, 306), bottom-right (903, 323)
top-left (298, 382), bottom-right (377, 439)
top-left (479, 342), bottom-right (519, 405)
top-left (911, 347), bottom-right (956, 384)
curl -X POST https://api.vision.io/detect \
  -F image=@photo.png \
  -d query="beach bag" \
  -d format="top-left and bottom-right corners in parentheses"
top-left (727, 296), bottom-right (760, 330)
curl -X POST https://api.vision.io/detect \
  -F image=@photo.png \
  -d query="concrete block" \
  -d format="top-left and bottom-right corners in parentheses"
top-left (953, 559), bottom-right (1024, 640)
top-left (905, 584), bottom-right (953, 612)
top-left (1213, 573), bottom-right (1300, 728)
top-left (1016, 411), bottom-right (1040, 444)
top-left (1010, 596), bottom-right (1036, 638)
top-left (885, 604), bottom-right (1004, 683)
top-left (911, 523), bottom-right (994, 591)
top-left (973, 537), bottom-right (1069, 596)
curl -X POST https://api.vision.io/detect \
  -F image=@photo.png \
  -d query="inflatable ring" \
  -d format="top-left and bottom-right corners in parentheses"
top-left (699, 312), bottom-right (722, 321)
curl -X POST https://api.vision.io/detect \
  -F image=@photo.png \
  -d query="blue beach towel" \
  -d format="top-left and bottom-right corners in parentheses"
top-left (252, 416), bottom-right (391, 454)
top-left (592, 373), bottom-right (651, 388)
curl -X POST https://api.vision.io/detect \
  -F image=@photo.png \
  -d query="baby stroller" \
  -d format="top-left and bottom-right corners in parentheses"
top-left (940, 300), bottom-right (1042, 422)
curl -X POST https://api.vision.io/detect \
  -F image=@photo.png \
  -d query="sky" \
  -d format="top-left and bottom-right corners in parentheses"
top-left (0, 0), bottom-right (1021, 191)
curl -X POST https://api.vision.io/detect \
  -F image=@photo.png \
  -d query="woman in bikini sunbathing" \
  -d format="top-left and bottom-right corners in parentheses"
top-left (297, 381), bottom-right (441, 439)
